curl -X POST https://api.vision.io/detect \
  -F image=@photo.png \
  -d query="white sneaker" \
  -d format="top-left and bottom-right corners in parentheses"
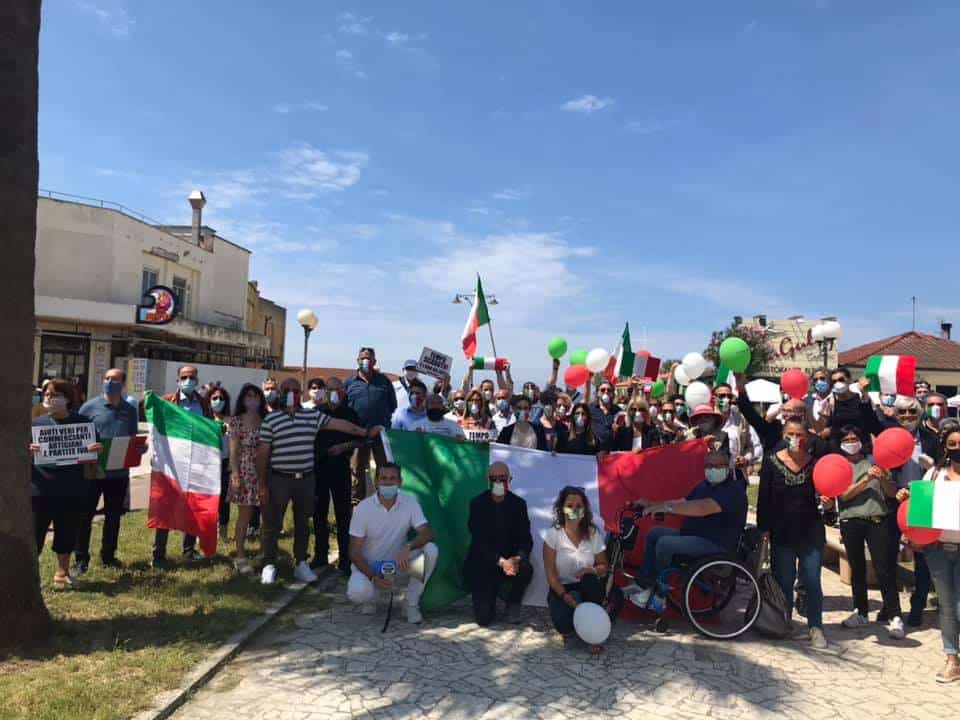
top-left (260, 563), bottom-right (277, 585)
top-left (358, 602), bottom-right (376, 616)
top-left (628, 587), bottom-right (652, 608)
top-left (842, 612), bottom-right (869, 628)
top-left (887, 616), bottom-right (906, 640)
top-left (406, 604), bottom-right (423, 624)
top-left (294, 561), bottom-right (318, 584)
top-left (809, 627), bottom-right (828, 649)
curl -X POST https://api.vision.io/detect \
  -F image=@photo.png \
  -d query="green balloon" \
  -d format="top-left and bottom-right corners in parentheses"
top-left (548, 336), bottom-right (568, 359)
top-left (650, 379), bottom-right (666, 399)
top-left (570, 348), bottom-right (588, 366)
top-left (719, 336), bottom-right (752, 373)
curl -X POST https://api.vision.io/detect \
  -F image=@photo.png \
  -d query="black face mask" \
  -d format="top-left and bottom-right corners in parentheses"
top-left (427, 408), bottom-right (446, 421)
top-left (948, 448), bottom-right (960, 464)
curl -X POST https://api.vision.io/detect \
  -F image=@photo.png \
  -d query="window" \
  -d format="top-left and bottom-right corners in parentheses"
top-left (141, 268), bottom-right (159, 295)
top-left (172, 275), bottom-right (190, 318)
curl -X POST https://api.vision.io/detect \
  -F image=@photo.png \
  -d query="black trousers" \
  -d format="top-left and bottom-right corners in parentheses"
top-left (547, 574), bottom-right (605, 635)
top-left (883, 509), bottom-right (930, 614)
top-left (75, 475), bottom-right (129, 563)
top-left (218, 460), bottom-right (231, 528)
top-left (470, 559), bottom-right (534, 626)
top-left (33, 496), bottom-right (82, 555)
top-left (153, 529), bottom-right (197, 561)
top-left (314, 463), bottom-right (353, 570)
top-left (840, 515), bottom-right (901, 618)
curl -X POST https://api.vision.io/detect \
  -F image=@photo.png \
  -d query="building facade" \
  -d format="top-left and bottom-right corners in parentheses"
top-left (737, 316), bottom-right (840, 377)
top-left (34, 192), bottom-right (286, 399)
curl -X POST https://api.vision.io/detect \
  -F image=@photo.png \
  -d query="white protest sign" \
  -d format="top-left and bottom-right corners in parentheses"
top-left (417, 347), bottom-right (453, 379)
top-left (465, 427), bottom-right (496, 444)
top-left (32, 422), bottom-right (97, 466)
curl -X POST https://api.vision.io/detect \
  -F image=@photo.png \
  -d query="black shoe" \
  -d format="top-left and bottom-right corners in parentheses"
top-left (101, 556), bottom-right (123, 569)
top-left (309, 558), bottom-right (330, 572)
top-left (150, 557), bottom-right (169, 571)
top-left (339, 563), bottom-right (352, 578)
top-left (907, 608), bottom-right (924, 627)
top-left (72, 560), bottom-right (89, 576)
top-left (182, 549), bottom-right (204, 562)
top-left (875, 608), bottom-right (890, 624)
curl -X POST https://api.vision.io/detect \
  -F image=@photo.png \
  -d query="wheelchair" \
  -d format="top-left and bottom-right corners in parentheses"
top-left (604, 505), bottom-right (762, 640)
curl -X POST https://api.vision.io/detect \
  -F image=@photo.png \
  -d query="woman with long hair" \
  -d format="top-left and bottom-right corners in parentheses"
top-left (538, 388), bottom-right (569, 453)
top-left (228, 383), bottom-right (266, 573)
top-left (462, 387), bottom-right (495, 442)
top-left (562, 402), bottom-right (601, 455)
top-left (543, 486), bottom-right (608, 654)
top-left (614, 399), bottom-right (663, 452)
top-left (209, 385), bottom-right (232, 542)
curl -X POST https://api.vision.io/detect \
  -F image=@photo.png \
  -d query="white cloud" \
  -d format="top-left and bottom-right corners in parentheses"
top-left (742, 20), bottom-right (758, 34)
top-left (491, 187), bottom-right (532, 201)
top-left (74, 0), bottom-right (134, 36)
top-left (384, 31), bottom-right (409, 46)
top-left (562, 95), bottom-right (614, 114)
top-left (386, 213), bottom-right (463, 244)
top-left (278, 144), bottom-right (369, 196)
top-left (335, 49), bottom-right (366, 79)
top-left (336, 49), bottom-right (353, 61)
top-left (338, 11), bottom-right (373, 35)
top-left (272, 103), bottom-right (291, 114)
top-left (627, 119), bottom-right (669, 135)
top-left (273, 101), bottom-right (328, 114)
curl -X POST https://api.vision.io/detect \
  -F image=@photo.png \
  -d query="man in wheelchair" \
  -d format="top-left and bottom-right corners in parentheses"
top-left (628, 447), bottom-right (748, 607)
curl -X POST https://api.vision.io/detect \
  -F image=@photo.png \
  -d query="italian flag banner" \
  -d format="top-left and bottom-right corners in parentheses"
top-left (633, 352), bottom-right (661, 381)
top-left (144, 391), bottom-right (222, 556)
top-left (471, 356), bottom-right (508, 371)
top-left (97, 435), bottom-right (147, 471)
top-left (605, 323), bottom-right (635, 382)
top-left (461, 275), bottom-right (490, 359)
top-left (865, 355), bottom-right (916, 396)
top-left (907, 480), bottom-right (960, 531)
top-left (383, 430), bottom-right (706, 609)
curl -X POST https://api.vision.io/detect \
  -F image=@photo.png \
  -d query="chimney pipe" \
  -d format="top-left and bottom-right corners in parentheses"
top-left (942, 322), bottom-right (953, 340)
top-left (188, 190), bottom-right (206, 247)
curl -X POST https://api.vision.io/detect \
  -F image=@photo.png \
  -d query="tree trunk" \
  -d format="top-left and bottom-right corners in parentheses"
top-left (0, 0), bottom-right (49, 649)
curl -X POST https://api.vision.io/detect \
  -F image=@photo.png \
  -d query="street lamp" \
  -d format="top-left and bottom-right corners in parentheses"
top-left (452, 292), bottom-right (498, 305)
top-left (296, 308), bottom-right (318, 389)
top-left (812, 319), bottom-right (842, 370)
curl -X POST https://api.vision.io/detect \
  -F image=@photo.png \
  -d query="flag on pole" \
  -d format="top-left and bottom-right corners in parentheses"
top-left (604, 323), bottom-right (635, 382)
top-left (461, 275), bottom-right (491, 359)
top-left (471, 356), bottom-right (508, 371)
top-left (144, 391), bottom-right (222, 556)
top-left (864, 355), bottom-right (916, 396)
top-left (97, 435), bottom-right (148, 471)
top-left (907, 480), bottom-right (960, 531)
top-left (633, 351), bottom-right (661, 381)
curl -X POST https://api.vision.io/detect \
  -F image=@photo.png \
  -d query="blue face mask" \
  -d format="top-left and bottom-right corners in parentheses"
top-left (211, 399), bottom-right (225, 412)
top-left (882, 394), bottom-right (895, 407)
top-left (32, 394), bottom-right (41, 406)
top-left (496, 399), bottom-right (510, 413)
top-left (179, 378), bottom-right (197, 394)
top-left (814, 380), bottom-right (829, 394)
top-left (378, 484), bottom-right (399, 500)
top-left (103, 379), bottom-right (124, 396)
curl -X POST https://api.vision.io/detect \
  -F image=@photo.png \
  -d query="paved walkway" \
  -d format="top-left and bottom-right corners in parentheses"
top-left (170, 566), bottom-right (956, 720)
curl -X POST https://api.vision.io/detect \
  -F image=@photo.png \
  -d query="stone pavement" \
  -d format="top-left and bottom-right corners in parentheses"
top-left (171, 568), bottom-right (957, 720)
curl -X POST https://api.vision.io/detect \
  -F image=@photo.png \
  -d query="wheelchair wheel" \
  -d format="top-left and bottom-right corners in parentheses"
top-left (682, 558), bottom-right (760, 640)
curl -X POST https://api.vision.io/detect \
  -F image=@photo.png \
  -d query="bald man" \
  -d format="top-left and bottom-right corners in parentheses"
top-left (463, 461), bottom-right (534, 626)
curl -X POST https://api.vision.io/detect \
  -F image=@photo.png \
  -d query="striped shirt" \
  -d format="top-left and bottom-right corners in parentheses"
top-left (258, 408), bottom-right (331, 472)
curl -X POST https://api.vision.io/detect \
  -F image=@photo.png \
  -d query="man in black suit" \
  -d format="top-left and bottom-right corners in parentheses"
top-left (464, 461), bottom-right (533, 626)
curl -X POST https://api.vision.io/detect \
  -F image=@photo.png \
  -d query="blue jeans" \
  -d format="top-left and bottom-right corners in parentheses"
top-left (926, 547), bottom-right (960, 655)
top-left (639, 527), bottom-right (727, 583)
top-left (772, 542), bottom-right (824, 629)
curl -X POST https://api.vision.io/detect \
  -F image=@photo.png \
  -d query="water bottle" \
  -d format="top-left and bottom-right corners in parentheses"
top-left (371, 560), bottom-right (397, 579)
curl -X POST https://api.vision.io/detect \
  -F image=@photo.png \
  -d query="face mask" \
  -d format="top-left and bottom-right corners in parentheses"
top-left (211, 398), bottom-right (225, 412)
top-left (44, 396), bottom-right (67, 411)
top-left (264, 389), bottom-right (278, 404)
top-left (496, 399), bottom-right (509, 413)
top-left (516, 409), bottom-right (531, 423)
top-left (557, 405), bottom-right (569, 417)
top-left (523, 388), bottom-right (535, 400)
top-left (404, 369), bottom-right (418, 381)
top-left (840, 441), bottom-right (862, 456)
top-left (378, 484), bottom-right (399, 500)
top-left (32, 395), bottom-right (42, 406)
top-left (328, 391), bottom-right (340, 405)
top-left (716, 398), bottom-right (730, 412)
top-left (901, 419), bottom-right (918, 433)
top-left (179, 378), bottom-right (198, 394)
top-left (410, 393), bottom-right (424, 410)
top-left (814, 380), bottom-right (829, 394)
top-left (103, 379), bottom-right (123, 396)
top-left (928, 405), bottom-right (944, 420)
top-left (600, 393), bottom-right (612, 406)
top-left (359, 359), bottom-right (372, 373)
top-left (427, 408), bottom-right (446, 421)
top-left (563, 507), bottom-right (585, 522)
top-left (676, 405), bottom-right (687, 417)
top-left (705, 468), bottom-right (728, 485)
top-left (574, 415), bottom-right (586, 429)
top-left (948, 448), bottom-right (960, 464)
top-left (245, 397), bottom-right (261, 413)
top-left (662, 411), bottom-right (674, 423)
top-left (308, 388), bottom-right (322, 401)
top-left (882, 394), bottom-right (895, 407)
top-left (787, 436), bottom-right (806, 452)
top-left (491, 481), bottom-right (506, 497)
top-left (454, 399), bottom-right (466, 412)
top-left (469, 402), bottom-right (481, 416)
top-left (543, 405), bottom-right (555, 419)
top-left (284, 391), bottom-right (300, 408)
top-left (832, 381), bottom-right (848, 395)
top-left (483, 390), bottom-right (493, 401)
top-left (916, 391), bottom-right (929, 403)
top-left (632, 412), bottom-right (645, 426)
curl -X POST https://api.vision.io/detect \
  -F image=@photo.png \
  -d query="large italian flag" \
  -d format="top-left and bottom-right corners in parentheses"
top-left (144, 391), bottom-right (222, 556)
top-left (460, 275), bottom-right (490, 359)
top-left (383, 430), bottom-right (706, 609)
top-left (604, 323), bottom-right (635, 382)
top-left (907, 480), bottom-right (960, 531)
top-left (864, 355), bottom-right (916, 396)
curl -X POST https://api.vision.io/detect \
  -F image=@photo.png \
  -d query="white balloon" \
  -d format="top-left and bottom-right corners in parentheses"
top-left (573, 601), bottom-right (611, 645)
top-left (681, 352), bottom-right (707, 380)
top-left (586, 347), bottom-right (611, 373)
top-left (685, 381), bottom-right (712, 409)
top-left (674, 364), bottom-right (692, 386)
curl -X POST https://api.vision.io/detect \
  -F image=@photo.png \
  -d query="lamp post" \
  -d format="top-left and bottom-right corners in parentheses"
top-left (812, 319), bottom-right (842, 370)
top-left (296, 308), bottom-right (318, 389)
top-left (452, 292), bottom-right (498, 305)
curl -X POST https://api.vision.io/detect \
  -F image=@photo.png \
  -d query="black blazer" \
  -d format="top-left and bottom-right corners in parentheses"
top-left (496, 422), bottom-right (549, 451)
top-left (464, 491), bottom-right (533, 581)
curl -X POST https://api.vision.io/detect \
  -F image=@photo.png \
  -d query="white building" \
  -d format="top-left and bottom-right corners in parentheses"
top-left (34, 191), bottom-right (285, 400)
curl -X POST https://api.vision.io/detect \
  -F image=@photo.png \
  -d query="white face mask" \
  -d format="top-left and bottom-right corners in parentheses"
top-left (705, 468), bottom-right (728, 485)
top-left (308, 388), bottom-right (322, 400)
top-left (43, 396), bottom-right (67, 411)
top-left (833, 381), bottom-right (848, 395)
top-left (840, 441), bottom-right (862, 456)
top-left (491, 481), bottom-right (506, 497)
top-left (600, 393), bottom-right (612, 406)
top-left (454, 400), bottom-right (466, 411)
top-left (328, 391), bottom-right (340, 405)
top-left (405, 369), bottom-right (418, 381)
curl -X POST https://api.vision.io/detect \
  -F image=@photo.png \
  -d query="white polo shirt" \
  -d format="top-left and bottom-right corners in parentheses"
top-left (543, 524), bottom-right (606, 584)
top-left (349, 491), bottom-right (429, 565)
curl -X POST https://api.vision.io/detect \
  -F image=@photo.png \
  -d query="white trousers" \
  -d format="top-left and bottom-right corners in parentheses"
top-left (347, 543), bottom-right (439, 607)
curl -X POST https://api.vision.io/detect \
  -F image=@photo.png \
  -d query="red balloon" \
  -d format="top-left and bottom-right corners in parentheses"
top-left (813, 454), bottom-right (854, 498)
top-left (636, 349), bottom-right (651, 357)
top-left (897, 500), bottom-right (942, 546)
top-left (874, 427), bottom-right (916, 470)
top-left (563, 364), bottom-right (591, 388)
top-left (780, 368), bottom-right (809, 401)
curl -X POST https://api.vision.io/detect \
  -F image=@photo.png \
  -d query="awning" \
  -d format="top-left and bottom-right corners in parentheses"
top-left (745, 378), bottom-right (782, 404)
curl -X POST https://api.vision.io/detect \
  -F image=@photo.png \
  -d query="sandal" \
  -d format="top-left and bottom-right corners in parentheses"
top-left (53, 574), bottom-right (78, 590)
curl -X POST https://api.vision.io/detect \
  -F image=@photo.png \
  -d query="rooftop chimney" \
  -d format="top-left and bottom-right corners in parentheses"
top-left (942, 322), bottom-right (953, 340)
top-left (188, 190), bottom-right (206, 247)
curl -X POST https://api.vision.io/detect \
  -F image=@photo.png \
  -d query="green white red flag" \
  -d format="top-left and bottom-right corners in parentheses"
top-left (908, 480), bottom-right (960, 531)
top-left (605, 323), bottom-right (635, 382)
top-left (97, 435), bottom-right (147, 471)
top-left (864, 355), bottom-right (916, 396)
top-left (461, 275), bottom-right (491, 359)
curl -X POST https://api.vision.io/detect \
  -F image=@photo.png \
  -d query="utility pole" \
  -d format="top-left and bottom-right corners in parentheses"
top-left (911, 296), bottom-right (917, 331)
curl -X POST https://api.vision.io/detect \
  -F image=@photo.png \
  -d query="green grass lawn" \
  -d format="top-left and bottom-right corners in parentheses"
top-left (747, 482), bottom-right (758, 510)
top-left (0, 510), bottom-right (306, 720)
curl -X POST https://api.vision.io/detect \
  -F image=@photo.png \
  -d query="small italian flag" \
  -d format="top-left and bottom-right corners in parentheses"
top-left (604, 323), bottom-right (635, 382)
top-left (461, 275), bottom-right (491, 359)
top-left (907, 480), bottom-right (960, 531)
top-left (633, 352), bottom-right (661, 381)
top-left (471, 356), bottom-right (508, 371)
top-left (97, 435), bottom-right (148, 470)
top-left (864, 355), bottom-right (916, 396)
top-left (144, 391), bottom-right (222, 556)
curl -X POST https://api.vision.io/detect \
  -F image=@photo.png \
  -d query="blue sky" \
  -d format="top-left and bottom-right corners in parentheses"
top-left (39, 1), bottom-right (960, 382)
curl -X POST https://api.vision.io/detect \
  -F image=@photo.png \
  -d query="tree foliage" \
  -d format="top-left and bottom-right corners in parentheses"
top-left (703, 321), bottom-right (774, 374)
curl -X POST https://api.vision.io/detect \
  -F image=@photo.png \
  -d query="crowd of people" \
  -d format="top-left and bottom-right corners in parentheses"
top-left (27, 348), bottom-right (960, 682)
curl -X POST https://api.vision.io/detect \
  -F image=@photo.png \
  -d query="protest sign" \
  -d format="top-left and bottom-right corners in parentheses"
top-left (32, 422), bottom-right (97, 466)
top-left (417, 347), bottom-right (453, 378)
top-left (465, 427), bottom-right (496, 443)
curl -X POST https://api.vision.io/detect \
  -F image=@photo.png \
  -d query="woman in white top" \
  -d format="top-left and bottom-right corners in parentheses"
top-left (543, 486), bottom-right (609, 654)
top-left (903, 427), bottom-right (960, 683)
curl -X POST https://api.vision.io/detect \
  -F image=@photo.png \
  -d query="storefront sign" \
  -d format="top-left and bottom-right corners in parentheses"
top-left (756, 319), bottom-right (839, 375)
top-left (136, 285), bottom-right (177, 325)
top-left (32, 422), bottom-right (97, 466)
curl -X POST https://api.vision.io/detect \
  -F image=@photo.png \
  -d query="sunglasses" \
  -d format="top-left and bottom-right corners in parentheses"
top-left (896, 410), bottom-right (919, 416)
top-left (488, 474), bottom-right (510, 482)
top-left (715, 394), bottom-right (733, 400)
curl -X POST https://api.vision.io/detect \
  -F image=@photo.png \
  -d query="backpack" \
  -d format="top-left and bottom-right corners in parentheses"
top-left (746, 534), bottom-right (793, 639)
